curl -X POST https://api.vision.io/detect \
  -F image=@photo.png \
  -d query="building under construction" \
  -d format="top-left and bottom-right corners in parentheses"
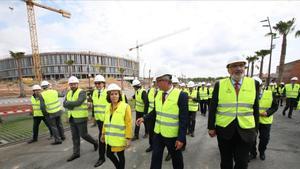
top-left (0, 51), bottom-right (139, 80)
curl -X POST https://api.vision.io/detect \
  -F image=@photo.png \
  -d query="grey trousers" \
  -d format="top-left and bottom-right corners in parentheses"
top-left (69, 117), bottom-right (97, 155)
top-left (48, 116), bottom-right (64, 142)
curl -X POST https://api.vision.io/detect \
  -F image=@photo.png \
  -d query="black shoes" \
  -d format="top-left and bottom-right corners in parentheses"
top-left (143, 134), bottom-right (149, 138)
top-left (248, 153), bottom-right (256, 162)
top-left (165, 153), bottom-right (171, 161)
top-left (61, 136), bottom-right (66, 141)
top-left (27, 139), bottom-right (37, 144)
top-left (190, 133), bottom-right (195, 137)
top-left (67, 154), bottom-right (80, 162)
top-left (288, 116), bottom-right (292, 119)
top-left (145, 147), bottom-right (152, 153)
top-left (94, 143), bottom-right (99, 151)
top-left (260, 153), bottom-right (265, 160)
top-left (282, 112), bottom-right (286, 116)
top-left (132, 136), bottom-right (139, 141)
top-left (51, 141), bottom-right (62, 145)
top-left (94, 159), bottom-right (105, 167)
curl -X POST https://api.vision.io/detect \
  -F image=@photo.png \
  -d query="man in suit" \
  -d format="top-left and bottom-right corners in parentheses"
top-left (208, 56), bottom-right (259, 169)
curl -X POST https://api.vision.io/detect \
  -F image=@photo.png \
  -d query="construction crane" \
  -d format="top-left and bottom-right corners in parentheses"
top-left (128, 27), bottom-right (190, 78)
top-left (22, 0), bottom-right (71, 82)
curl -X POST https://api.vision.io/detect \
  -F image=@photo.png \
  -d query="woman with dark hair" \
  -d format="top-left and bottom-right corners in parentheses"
top-left (101, 83), bottom-right (132, 169)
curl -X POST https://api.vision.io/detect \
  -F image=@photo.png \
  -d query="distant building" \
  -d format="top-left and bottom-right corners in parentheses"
top-left (276, 59), bottom-right (300, 83)
top-left (0, 51), bottom-right (139, 80)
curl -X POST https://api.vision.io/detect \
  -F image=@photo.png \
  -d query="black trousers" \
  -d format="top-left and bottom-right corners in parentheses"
top-left (147, 118), bottom-right (155, 147)
top-left (106, 145), bottom-right (125, 169)
top-left (32, 116), bottom-right (53, 140)
top-left (150, 134), bottom-right (184, 169)
top-left (96, 120), bottom-right (106, 160)
top-left (48, 116), bottom-right (65, 142)
top-left (250, 124), bottom-right (271, 156)
top-left (69, 117), bottom-right (97, 156)
top-left (188, 111), bottom-right (196, 134)
top-left (283, 98), bottom-right (298, 117)
top-left (277, 97), bottom-right (284, 106)
top-left (217, 131), bottom-right (251, 169)
top-left (134, 111), bottom-right (148, 137)
top-left (200, 100), bottom-right (207, 115)
top-left (207, 98), bottom-right (212, 109)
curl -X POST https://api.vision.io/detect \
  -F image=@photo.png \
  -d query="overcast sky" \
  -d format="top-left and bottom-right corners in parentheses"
top-left (0, 0), bottom-right (299, 78)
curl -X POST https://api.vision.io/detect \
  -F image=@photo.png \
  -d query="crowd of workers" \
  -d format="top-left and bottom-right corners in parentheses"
top-left (24, 55), bottom-right (300, 169)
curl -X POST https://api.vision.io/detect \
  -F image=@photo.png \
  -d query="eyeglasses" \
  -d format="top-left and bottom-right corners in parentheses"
top-left (95, 82), bottom-right (102, 85)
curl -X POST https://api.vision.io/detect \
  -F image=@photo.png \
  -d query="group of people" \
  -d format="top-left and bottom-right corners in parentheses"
top-left (27, 55), bottom-right (300, 169)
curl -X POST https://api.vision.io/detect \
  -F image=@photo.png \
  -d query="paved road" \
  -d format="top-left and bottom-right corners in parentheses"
top-left (0, 106), bottom-right (299, 169)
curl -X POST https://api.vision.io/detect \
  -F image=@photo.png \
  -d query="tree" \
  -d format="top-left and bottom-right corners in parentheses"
top-left (9, 51), bottom-right (26, 97)
top-left (248, 55), bottom-right (259, 77)
top-left (64, 59), bottom-right (74, 77)
top-left (273, 18), bottom-right (296, 82)
top-left (118, 67), bottom-right (125, 90)
top-left (255, 49), bottom-right (271, 79)
top-left (92, 64), bottom-right (106, 77)
top-left (296, 30), bottom-right (300, 38)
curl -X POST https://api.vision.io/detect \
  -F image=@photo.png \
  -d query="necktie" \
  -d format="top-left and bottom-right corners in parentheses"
top-left (162, 92), bottom-right (167, 104)
top-left (234, 81), bottom-right (239, 96)
top-left (98, 90), bottom-right (101, 98)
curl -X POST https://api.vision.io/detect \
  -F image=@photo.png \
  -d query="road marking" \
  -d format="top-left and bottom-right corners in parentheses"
top-left (12, 165), bottom-right (19, 169)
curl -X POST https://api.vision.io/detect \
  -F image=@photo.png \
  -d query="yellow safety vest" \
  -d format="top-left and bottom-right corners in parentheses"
top-left (285, 84), bottom-right (300, 99)
top-left (148, 87), bottom-right (156, 113)
top-left (31, 96), bottom-right (43, 117)
top-left (278, 87), bottom-right (284, 95)
top-left (208, 87), bottom-right (214, 99)
top-left (297, 101), bottom-right (300, 110)
top-left (41, 89), bottom-right (61, 114)
top-left (188, 89), bottom-right (198, 111)
top-left (135, 88), bottom-right (145, 112)
top-left (104, 102), bottom-right (127, 147)
top-left (92, 89), bottom-right (108, 121)
top-left (199, 87), bottom-right (208, 100)
top-left (121, 93), bottom-right (126, 103)
top-left (259, 90), bottom-right (273, 124)
top-left (66, 88), bottom-right (88, 118)
top-left (216, 77), bottom-right (256, 129)
top-left (154, 88), bottom-right (181, 138)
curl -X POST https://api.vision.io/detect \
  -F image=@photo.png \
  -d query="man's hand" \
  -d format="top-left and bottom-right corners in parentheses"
top-left (126, 139), bottom-right (131, 148)
top-left (260, 112), bottom-right (268, 117)
top-left (208, 129), bottom-right (217, 137)
top-left (100, 134), bottom-right (105, 143)
top-left (175, 140), bottom-right (184, 150)
top-left (136, 118), bottom-right (144, 126)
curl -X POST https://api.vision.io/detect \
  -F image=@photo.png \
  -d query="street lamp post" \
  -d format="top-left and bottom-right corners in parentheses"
top-left (261, 17), bottom-right (275, 86)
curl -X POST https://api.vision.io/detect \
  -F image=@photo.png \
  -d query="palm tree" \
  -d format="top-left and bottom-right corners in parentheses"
top-left (273, 18), bottom-right (296, 82)
top-left (249, 55), bottom-right (259, 77)
top-left (9, 51), bottom-right (26, 97)
top-left (296, 30), bottom-right (300, 38)
top-left (64, 59), bottom-right (74, 77)
top-left (255, 49), bottom-right (271, 79)
top-left (246, 56), bottom-right (251, 77)
top-left (92, 64), bottom-right (106, 76)
top-left (118, 67), bottom-right (125, 90)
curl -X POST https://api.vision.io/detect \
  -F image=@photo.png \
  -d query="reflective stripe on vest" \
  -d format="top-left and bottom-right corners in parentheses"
top-left (216, 77), bottom-right (256, 129)
top-left (135, 88), bottom-right (145, 112)
top-left (31, 96), bottom-right (43, 117)
top-left (92, 89), bottom-right (108, 121)
top-left (188, 89), bottom-right (198, 111)
top-left (41, 90), bottom-right (61, 114)
top-left (285, 84), bottom-right (300, 99)
top-left (104, 102), bottom-right (127, 147)
top-left (66, 88), bottom-right (88, 118)
top-left (154, 88), bottom-right (180, 138)
top-left (199, 87), bottom-right (208, 100)
top-left (259, 90), bottom-right (273, 124)
top-left (148, 88), bottom-right (156, 113)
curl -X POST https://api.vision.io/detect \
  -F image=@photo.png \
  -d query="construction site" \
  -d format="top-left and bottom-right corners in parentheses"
top-left (1, 1), bottom-right (300, 169)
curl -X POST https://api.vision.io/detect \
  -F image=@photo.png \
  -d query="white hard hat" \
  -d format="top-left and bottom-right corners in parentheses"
top-left (201, 81), bottom-right (206, 85)
top-left (252, 76), bottom-right (262, 85)
top-left (152, 78), bottom-right (156, 83)
top-left (107, 83), bottom-right (121, 91)
top-left (206, 83), bottom-right (211, 86)
top-left (68, 76), bottom-right (79, 84)
top-left (41, 80), bottom-right (50, 87)
top-left (155, 67), bottom-right (172, 80)
top-left (291, 77), bottom-right (298, 81)
top-left (226, 56), bottom-right (247, 68)
top-left (187, 81), bottom-right (195, 88)
top-left (280, 82), bottom-right (285, 85)
top-left (179, 82), bottom-right (186, 87)
top-left (132, 79), bottom-right (141, 86)
top-left (32, 85), bottom-right (42, 90)
top-left (270, 82), bottom-right (275, 86)
top-left (94, 75), bottom-right (105, 82)
top-left (172, 76), bottom-right (179, 84)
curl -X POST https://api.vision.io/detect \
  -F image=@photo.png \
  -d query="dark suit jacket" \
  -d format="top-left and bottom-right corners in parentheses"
top-left (207, 78), bottom-right (260, 143)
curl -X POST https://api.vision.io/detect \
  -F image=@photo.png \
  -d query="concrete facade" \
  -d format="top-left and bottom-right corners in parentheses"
top-left (0, 51), bottom-right (139, 80)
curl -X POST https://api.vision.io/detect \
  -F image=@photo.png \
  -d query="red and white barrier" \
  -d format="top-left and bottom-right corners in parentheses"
top-left (0, 108), bottom-right (32, 116)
